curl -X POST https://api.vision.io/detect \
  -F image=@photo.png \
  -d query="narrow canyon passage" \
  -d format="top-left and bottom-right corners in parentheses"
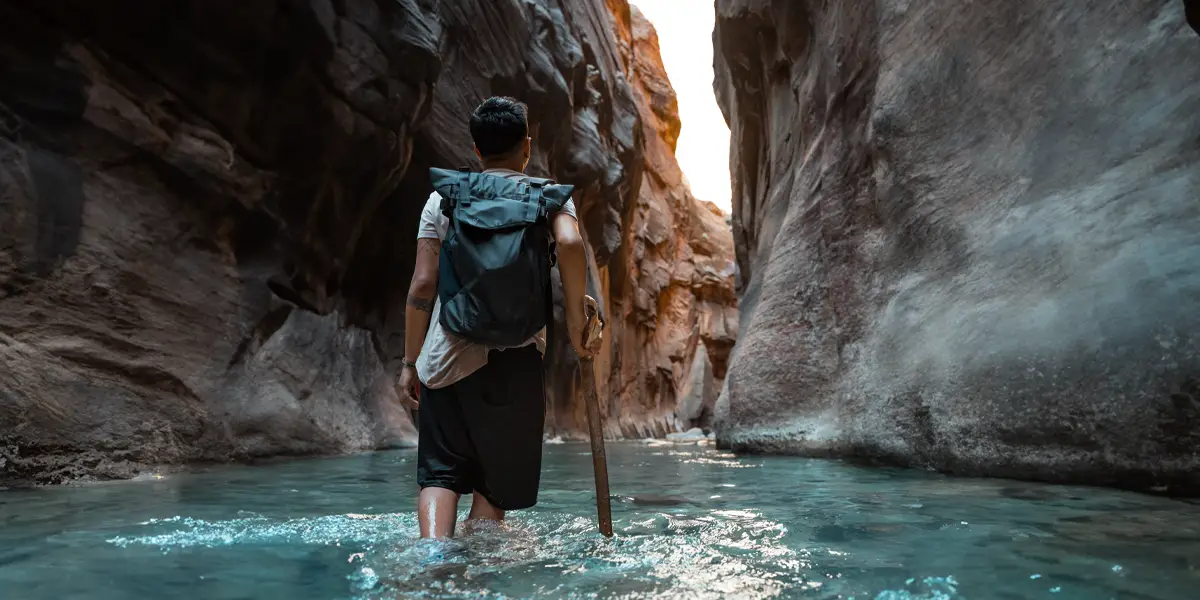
top-left (1, 0), bottom-right (1199, 598)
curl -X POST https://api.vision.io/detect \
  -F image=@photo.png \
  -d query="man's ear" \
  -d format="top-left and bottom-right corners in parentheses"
top-left (523, 137), bottom-right (532, 159)
top-left (474, 145), bottom-right (483, 160)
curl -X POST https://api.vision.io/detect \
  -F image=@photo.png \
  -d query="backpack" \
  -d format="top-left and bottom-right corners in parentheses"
top-left (429, 167), bottom-right (574, 347)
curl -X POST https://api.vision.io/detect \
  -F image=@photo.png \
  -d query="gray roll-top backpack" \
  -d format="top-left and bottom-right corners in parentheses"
top-left (429, 167), bottom-right (575, 347)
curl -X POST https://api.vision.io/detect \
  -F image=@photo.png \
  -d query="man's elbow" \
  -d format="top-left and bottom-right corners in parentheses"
top-left (409, 274), bottom-right (438, 297)
top-left (556, 232), bottom-right (585, 254)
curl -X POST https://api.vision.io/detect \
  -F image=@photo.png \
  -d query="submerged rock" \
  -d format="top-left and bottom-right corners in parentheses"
top-left (616, 493), bottom-right (699, 507)
top-left (665, 427), bottom-right (707, 442)
top-left (713, 0), bottom-right (1200, 493)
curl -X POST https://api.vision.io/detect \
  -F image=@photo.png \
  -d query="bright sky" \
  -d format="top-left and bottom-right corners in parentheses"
top-left (630, 0), bottom-right (732, 212)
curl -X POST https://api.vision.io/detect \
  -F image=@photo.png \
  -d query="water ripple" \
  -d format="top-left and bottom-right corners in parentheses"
top-left (6, 444), bottom-right (1196, 599)
top-left (106, 513), bottom-right (415, 550)
top-left (105, 508), bottom-right (807, 598)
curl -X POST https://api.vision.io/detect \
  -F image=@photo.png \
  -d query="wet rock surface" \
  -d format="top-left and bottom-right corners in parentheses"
top-left (0, 0), bottom-right (734, 482)
top-left (713, 0), bottom-right (1200, 493)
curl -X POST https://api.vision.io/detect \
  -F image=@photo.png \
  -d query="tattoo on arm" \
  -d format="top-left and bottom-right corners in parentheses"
top-left (408, 238), bottom-right (440, 313)
top-left (416, 238), bottom-right (441, 260)
top-left (407, 294), bottom-right (434, 312)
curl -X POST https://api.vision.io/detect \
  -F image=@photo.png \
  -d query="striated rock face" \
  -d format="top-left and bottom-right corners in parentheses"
top-left (714, 0), bottom-right (1200, 492)
top-left (574, 7), bottom-right (737, 439)
top-left (0, 0), bottom-right (733, 482)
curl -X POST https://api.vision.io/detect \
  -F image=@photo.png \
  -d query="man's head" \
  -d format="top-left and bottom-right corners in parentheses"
top-left (470, 96), bottom-right (531, 171)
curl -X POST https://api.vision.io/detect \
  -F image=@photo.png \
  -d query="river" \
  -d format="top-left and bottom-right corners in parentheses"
top-left (1, 442), bottom-right (1197, 599)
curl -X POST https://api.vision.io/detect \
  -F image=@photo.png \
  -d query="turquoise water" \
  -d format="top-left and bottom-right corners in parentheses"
top-left (1, 442), bottom-right (1197, 599)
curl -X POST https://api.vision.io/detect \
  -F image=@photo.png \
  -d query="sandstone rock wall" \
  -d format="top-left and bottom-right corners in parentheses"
top-left (587, 7), bottom-right (737, 439)
top-left (713, 0), bottom-right (1200, 493)
top-left (0, 0), bottom-right (735, 482)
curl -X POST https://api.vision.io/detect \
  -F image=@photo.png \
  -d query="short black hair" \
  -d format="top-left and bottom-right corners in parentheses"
top-left (469, 97), bottom-right (529, 157)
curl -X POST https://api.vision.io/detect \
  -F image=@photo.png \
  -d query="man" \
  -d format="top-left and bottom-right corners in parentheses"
top-left (396, 96), bottom-right (594, 539)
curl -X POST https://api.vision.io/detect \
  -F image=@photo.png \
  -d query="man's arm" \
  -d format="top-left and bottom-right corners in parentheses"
top-left (405, 238), bottom-right (440, 366)
top-left (552, 211), bottom-right (593, 358)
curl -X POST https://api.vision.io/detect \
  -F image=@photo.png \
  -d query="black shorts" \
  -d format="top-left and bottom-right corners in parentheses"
top-left (416, 344), bottom-right (546, 510)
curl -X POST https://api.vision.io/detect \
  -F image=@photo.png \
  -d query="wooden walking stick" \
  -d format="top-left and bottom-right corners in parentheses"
top-left (579, 295), bottom-right (612, 537)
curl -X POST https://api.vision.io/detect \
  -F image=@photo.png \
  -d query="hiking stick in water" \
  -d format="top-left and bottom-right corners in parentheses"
top-left (578, 295), bottom-right (612, 537)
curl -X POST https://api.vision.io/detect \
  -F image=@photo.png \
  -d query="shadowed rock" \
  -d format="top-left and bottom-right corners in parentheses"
top-left (0, 0), bottom-right (735, 482)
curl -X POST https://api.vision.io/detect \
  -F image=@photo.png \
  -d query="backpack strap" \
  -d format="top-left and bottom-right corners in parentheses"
top-left (457, 172), bottom-right (475, 207)
top-left (529, 180), bottom-right (547, 220)
top-left (523, 177), bottom-right (560, 265)
top-left (524, 177), bottom-right (556, 221)
top-left (441, 171), bottom-right (474, 219)
top-left (523, 177), bottom-right (560, 339)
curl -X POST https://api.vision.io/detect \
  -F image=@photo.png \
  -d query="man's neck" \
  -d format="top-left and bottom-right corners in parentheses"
top-left (480, 160), bottom-right (525, 173)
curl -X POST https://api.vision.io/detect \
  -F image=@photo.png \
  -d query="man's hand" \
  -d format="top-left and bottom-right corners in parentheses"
top-left (568, 296), bottom-right (601, 360)
top-left (396, 365), bottom-right (420, 410)
top-left (568, 314), bottom-right (592, 359)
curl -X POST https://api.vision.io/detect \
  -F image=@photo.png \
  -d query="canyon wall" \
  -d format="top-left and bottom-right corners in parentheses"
top-left (585, 7), bottom-right (737, 439)
top-left (713, 0), bottom-right (1200, 493)
top-left (0, 0), bottom-right (734, 483)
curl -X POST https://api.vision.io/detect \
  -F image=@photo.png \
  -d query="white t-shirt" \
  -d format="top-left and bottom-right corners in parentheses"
top-left (415, 168), bottom-right (578, 389)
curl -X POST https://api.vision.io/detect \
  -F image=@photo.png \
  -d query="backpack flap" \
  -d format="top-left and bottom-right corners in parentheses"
top-left (455, 196), bottom-right (541, 230)
top-left (429, 167), bottom-right (575, 226)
